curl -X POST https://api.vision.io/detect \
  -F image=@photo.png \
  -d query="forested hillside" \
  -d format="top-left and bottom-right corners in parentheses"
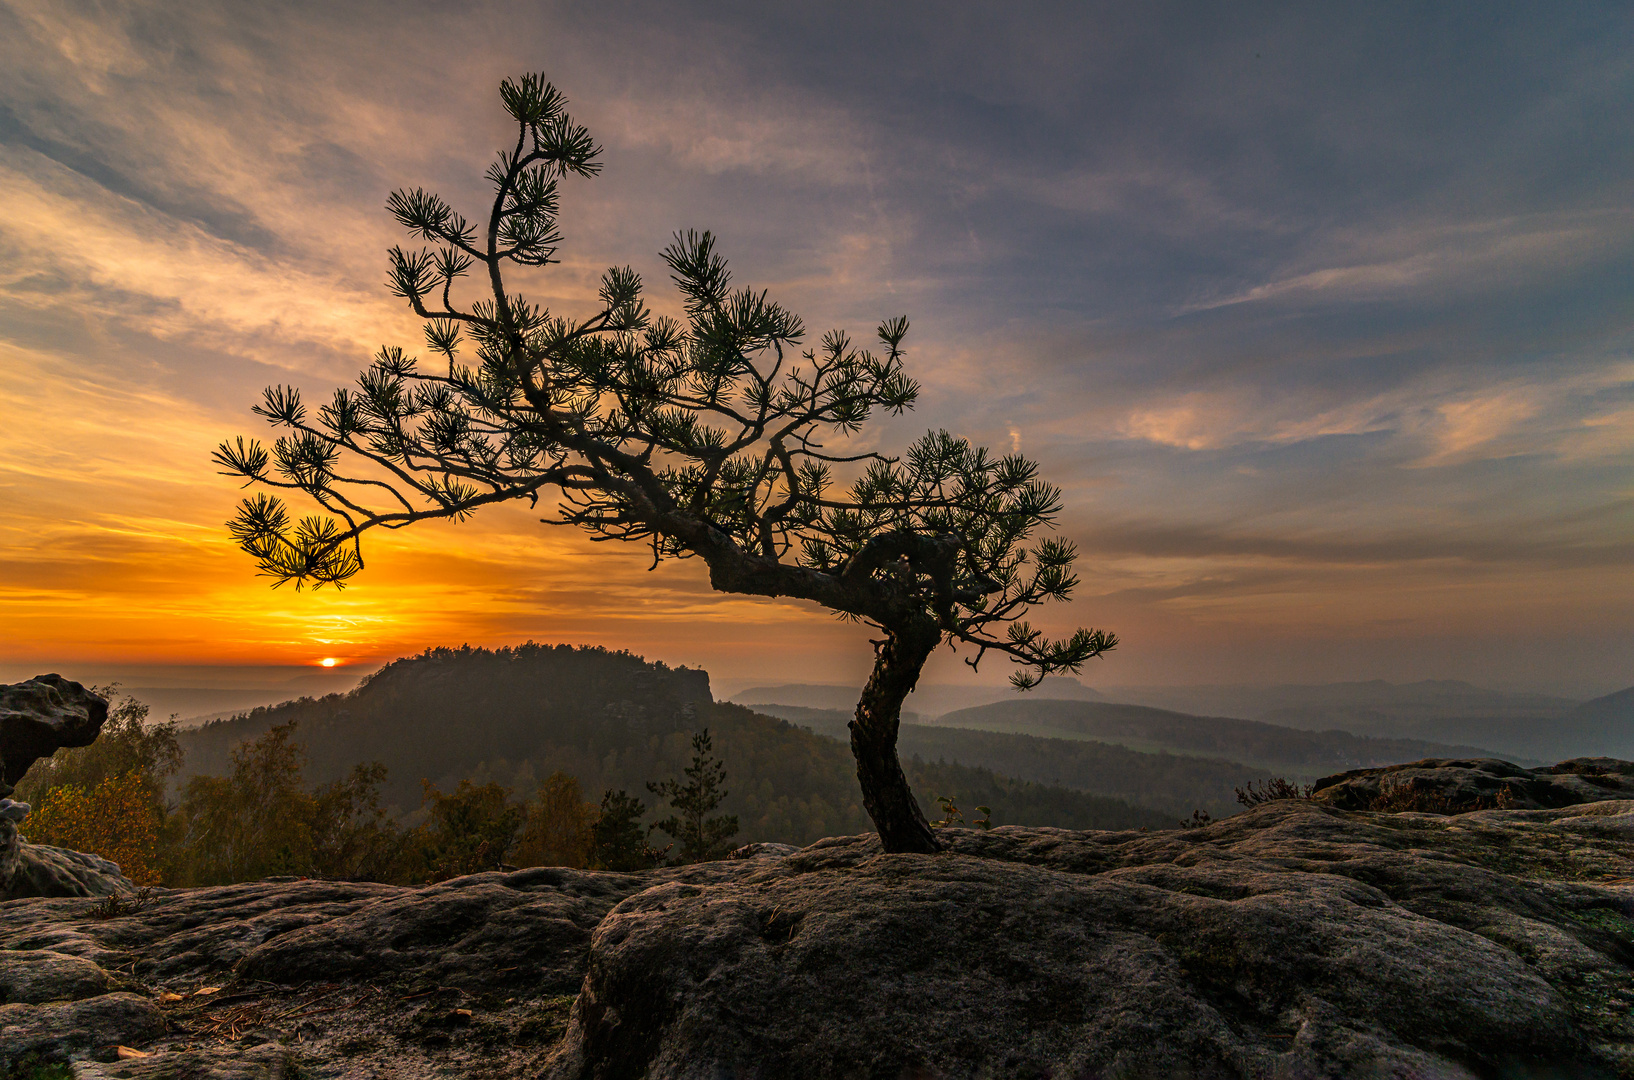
top-left (1094, 680), bottom-right (1633, 761)
top-left (759, 700), bottom-right (1513, 815)
top-left (177, 644), bottom-right (1173, 844)
top-left (1254, 684), bottom-right (1634, 762)
top-left (730, 676), bottom-right (1105, 718)
top-left (931, 699), bottom-right (1511, 771)
top-left (1106, 680), bottom-right (1580, 723)
top-left (754, 706), bottom-right (1260, 818)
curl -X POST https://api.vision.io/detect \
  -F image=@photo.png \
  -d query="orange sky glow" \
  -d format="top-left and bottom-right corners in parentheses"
top-left (2, 3), bottom-right (1630, 698)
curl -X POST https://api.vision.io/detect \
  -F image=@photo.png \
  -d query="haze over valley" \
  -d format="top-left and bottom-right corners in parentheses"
top-left (84, 645), bottom-right (1627, 839)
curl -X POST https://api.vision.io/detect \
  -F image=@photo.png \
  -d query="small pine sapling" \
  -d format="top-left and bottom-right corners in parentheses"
top-left (648, 729), bottom-right (739, 863)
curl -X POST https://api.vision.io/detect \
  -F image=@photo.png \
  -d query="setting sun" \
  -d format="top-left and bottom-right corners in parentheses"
top-left (320, 658), bottom-right (338, 668)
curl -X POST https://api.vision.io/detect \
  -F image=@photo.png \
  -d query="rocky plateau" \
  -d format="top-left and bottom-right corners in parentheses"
top-left (2, 786), bottom-right (1634, 1077)
top-left (6, 673), bottom-right (1634, 1079)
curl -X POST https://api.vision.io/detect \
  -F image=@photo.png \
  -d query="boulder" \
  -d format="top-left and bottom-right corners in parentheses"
top-left (545, 806), bottom-right (1631, 1078)
top-left (1311, 756), bottom-right (1634, 812)
top-left (0, 675), bottom-right (133, 901)
top-left (0, 992), bottom-right (165, 1068)
top-left (0, 948), bottom-right (111, 1004)
top-left (1, 818), bottom-right (132, 900)
top-left (0, 674), bottom-right (109, 796)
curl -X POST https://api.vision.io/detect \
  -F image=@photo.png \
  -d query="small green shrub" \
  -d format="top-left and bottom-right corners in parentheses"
top-left (84, 885), bottom-right (159, 921)
top-left (3, 1056), bottom-right (75, 1080)
top-left (1368, 778), bottom-right (1515, 814)
top-left (1235, 778), bottom-right (1316, 807)
top-left (930, 794), bottom-right (994, 830)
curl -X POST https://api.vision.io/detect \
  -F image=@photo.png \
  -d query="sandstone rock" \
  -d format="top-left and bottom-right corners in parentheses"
top-left (232, 870), bottom-right (625, 991)
top-left (1, 799), bottom-right (1633, 1077)
top-left (0, 675), bottom-right (135, 901)
top-left (1311, 756), bottom-right (1634, 812)
top-left (0, 948), bottom-right (111, 1004)
top-left (0, 992), bottom-right (165, 1068)
top-left (2, 818), bottom-right (133, 900)
top-left (727, 842), bottom-right (798, 859)
top-left (0, 674), bottom-right (109, 796)
top-left (545, 805), bottom-right (1628, 1078)
top-left (74, 1044), bottom-right (299, 1080)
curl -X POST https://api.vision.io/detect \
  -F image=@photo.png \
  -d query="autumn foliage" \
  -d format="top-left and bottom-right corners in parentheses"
top-left (16, 690), bottom-right (177, 886)
top-left (511, 771), bottom-right (597, 870)
top-left (23, 772), bottom-right (164, 886)
top-left (12, 688), bottom-right (739, 886)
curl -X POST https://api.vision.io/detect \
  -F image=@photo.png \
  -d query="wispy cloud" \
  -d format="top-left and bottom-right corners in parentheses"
top-left (0, 147), bottom-right (407, 372)
top-left (1185, 211), bottom-right (1634, 314)
top-left (1, 0), bottom-right (1630, 693)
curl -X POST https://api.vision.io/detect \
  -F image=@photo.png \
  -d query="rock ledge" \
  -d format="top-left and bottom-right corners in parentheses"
top-left (2, 770), bottom-right (1634, 1077)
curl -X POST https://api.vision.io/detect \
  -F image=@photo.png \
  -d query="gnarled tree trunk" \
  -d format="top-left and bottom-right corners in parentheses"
top-left (850, 620), bottom-right (941, 854)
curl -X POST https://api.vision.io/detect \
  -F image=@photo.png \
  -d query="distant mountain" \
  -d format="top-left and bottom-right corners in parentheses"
top-left (173, 644), bottom-right (1172, 843)
top-left (756, 703), bottom-right (1283, 818)
top-left (732, 676), bottom-right (1103, 718)
top-left (1261, 714), bottom-right (1634, 763)
top-left (1089, 680), bottom-right (1629, 761)
top-left (1573, 686), bottom-right (1634, 724)
top-left (1102, 680), bottom-right (1579, 723)
top-left (930, 699), bottom-right (1519, 773)
top-left (748, 705), bottom-right (858, 736)
top-left (732, 684), bottom-right (877, 713)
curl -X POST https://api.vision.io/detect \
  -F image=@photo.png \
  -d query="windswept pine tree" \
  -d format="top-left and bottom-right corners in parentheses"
top-left (215, 75), bottom-right (1115, 853)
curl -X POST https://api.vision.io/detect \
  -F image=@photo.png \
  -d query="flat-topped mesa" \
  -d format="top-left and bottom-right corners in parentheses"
top-left (0, 674), bottom-right (109, 799)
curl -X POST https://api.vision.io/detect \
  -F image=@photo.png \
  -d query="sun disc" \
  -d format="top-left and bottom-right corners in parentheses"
top-left (320, 657), bottom-right (337, 667)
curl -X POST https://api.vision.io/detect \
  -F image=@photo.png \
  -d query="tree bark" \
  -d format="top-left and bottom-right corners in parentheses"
top-left (850, 619), bottom-right (942, 854)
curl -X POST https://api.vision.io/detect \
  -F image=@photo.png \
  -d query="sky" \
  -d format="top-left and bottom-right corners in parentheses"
top-left (1, 0), bottom-right (1630, 698)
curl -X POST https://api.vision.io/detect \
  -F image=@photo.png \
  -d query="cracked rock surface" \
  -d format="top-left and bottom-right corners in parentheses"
top-left (2, 774), bottom-right (1634, 1078)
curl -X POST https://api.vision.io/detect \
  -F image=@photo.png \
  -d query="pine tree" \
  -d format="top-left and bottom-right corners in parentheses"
top-left (648, 729), bottom-right (739, 863)
top-left (216, 74), bottom-right (1116, 853)
top-left (588, 789), bottom-right (667, 871)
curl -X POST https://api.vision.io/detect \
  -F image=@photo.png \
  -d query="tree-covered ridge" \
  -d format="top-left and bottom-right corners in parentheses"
top-left (751, 705), bottom-right (1261, 820)
top-left (173, 644), bottom-right (1171, 846)
top-left (932, 699), bottom-right (1514, 772)
top-left (15, 646), bottom-right (1173, 886)
top-left (178, 642), bottom-right (712, 808)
